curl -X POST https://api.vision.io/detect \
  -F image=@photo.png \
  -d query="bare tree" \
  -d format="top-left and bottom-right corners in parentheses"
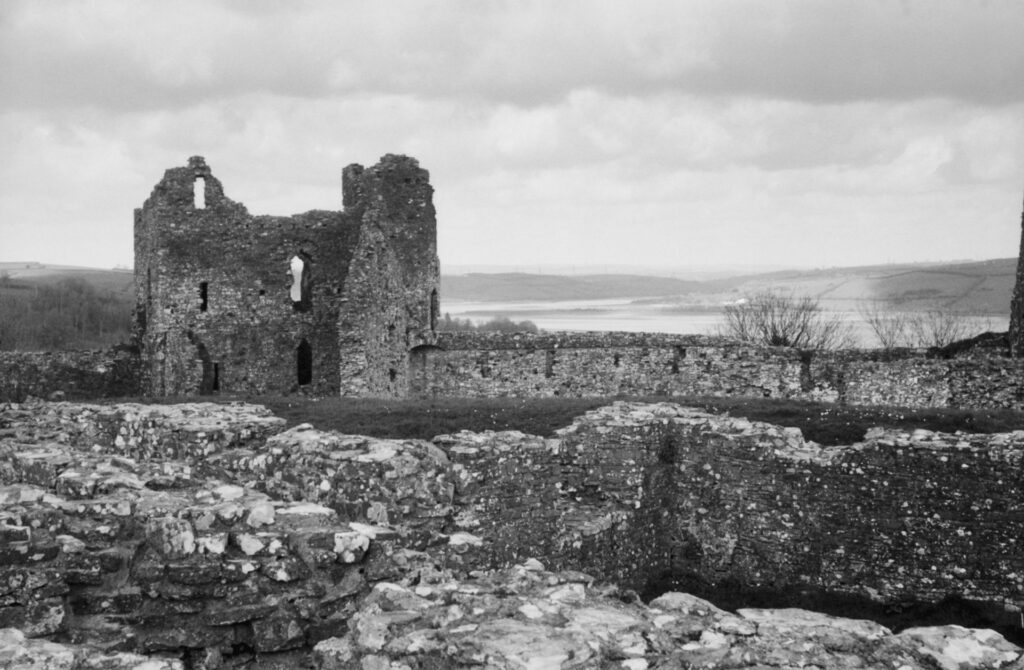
top-left (858, 302), bottom-right (991, 349)
top-left (858, 301), bottom-right (910, 350)
top-left (721, 290), bottom-right (855, 350)
top-left (905, 309), bottom-right (975, 348)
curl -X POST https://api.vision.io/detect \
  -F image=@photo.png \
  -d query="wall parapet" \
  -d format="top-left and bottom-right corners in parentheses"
top-left (435, 330), bottom-right (735, 350)
top-left (417, 330), bottom-right (1024, 410)
top-left (0, 347), bottom-right (142, 403)
top-left (2, 329), bottom-right (1022, 410)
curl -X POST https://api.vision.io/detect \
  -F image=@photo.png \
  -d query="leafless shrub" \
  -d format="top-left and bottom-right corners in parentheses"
top-left (858, 302), bottom-right (992, 349)
top-left (906, 309), bottom-right (976, 348)
top-left (859, 301), bottom-right (910, 350)
top-left (721, 290), bottom-right (856, 351)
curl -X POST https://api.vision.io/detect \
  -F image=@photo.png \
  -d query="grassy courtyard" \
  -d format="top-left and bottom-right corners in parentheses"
top-left (239, 394), bottom-right (1024, 445)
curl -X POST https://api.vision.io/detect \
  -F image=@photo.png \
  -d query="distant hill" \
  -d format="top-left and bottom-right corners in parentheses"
top-left (3, 257), bottom-right (1017, 318)
top-left (712, 258), bottom-right (1017, 314)
top-left (443, 258), bottom-right (1018, 315)
top-left (441, 273), bottom-right (705, 302)
top-left (0, 263), bottom-right (134, 294)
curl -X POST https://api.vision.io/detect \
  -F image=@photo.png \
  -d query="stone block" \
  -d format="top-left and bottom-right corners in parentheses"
top-left (145, 516), bottom-right (196, 559)
top-left (202, 597), bottom-right (277, 626)
top-left (68, 588), bottom-right (143, 616)
top-left (0, 597), bottom-right (66, 636)
top-left (252, 607), bottom-right (307, 653)
top-left (137, 617), bottom-right (234, 653)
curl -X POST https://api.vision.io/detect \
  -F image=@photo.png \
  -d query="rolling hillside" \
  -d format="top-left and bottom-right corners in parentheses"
top-left (0, 257), bottom-right (1016, 350)
top-left (443, 258), bottom-right (1018, 315)
top-left (441, 273), bottom-right (705, 302)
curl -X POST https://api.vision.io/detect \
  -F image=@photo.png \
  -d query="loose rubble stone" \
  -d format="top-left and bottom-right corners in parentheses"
top-left (313, 561), bottom-right (1023, 669)
top-left (0, 626), bottom-right (183, 669)
top-left (3, 399), bottom-right (1024, 668)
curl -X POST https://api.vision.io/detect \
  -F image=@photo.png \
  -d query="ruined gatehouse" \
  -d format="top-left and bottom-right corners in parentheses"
top-left (133, 155), bottom-right (440, 397)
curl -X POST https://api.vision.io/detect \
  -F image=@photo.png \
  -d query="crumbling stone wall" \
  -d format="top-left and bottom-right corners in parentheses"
top-left (3, 400), bottom-right (1024, 666)
top-left (336, 157), bottom-right (440, 397)
top-left (4, 327), bottom-right (1023, 410)
top-left (415, 332), bottom-right (808, 399)
top-left (417, 331), bottom-right (1024, 410)
top-left (0, 401), bottom-right (456, 665)
top-left (0, 347), bottom-right (141, 402)
top-left (571, 404), bottom-right (1024, 610)
top-left (134, 155), bottom-right (439, 397)
top-left (438, 403), bottom-right (1024, 611)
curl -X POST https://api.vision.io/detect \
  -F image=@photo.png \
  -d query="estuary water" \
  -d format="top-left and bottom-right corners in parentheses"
top-left (442, 298), bottom-right (1009, 348)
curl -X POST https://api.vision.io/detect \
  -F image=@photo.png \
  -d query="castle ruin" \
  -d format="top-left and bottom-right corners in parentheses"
top-left (132, 155), bottom-right (439, 397)
top-left (3, 155), bottom-right (1024, 405)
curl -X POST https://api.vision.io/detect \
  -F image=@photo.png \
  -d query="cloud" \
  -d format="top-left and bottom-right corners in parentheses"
top-left (4, 0), bottom-right (1023, 114)
top-left (676, 0), bottom-right (1024, 105)
top-left (1, 0), bottom-right (1023, 271)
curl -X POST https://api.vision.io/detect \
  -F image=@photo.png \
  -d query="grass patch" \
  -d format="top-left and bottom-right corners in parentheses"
top-left (124, 393), bottom-right (1024, 444)
top-left (679, 396), bottom-right (1024, 445)
top-left (252, 396), bottom-right (606, 439)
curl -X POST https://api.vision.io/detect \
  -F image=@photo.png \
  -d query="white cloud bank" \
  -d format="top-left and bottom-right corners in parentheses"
top-left (0, 0), bottom-right (1022, 270)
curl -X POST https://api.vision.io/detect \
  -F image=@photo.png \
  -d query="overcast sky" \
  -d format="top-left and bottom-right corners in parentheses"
top-left (2, 0), bottom-right (1023, 272)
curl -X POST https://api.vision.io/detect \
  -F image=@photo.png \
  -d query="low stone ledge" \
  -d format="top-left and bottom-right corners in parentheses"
top-left (312, 560), bottom-right (1023, 670)
top-left (4, 399), bottom-right (1024, 667)
top-left (0, 626), bottom-right (184, 669)
top-left (435, 330), bottom-right (736, 350)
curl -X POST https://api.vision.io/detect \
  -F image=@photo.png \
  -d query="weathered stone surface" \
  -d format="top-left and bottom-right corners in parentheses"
top-left (0, 401), bottom-right (413, 664)
top-left (134, 154), bottom-right (439, 398)
top-left (313, 561), bottom-right (1022, 669)
top-left (0, 626), bottom-right (183, 669)
top-left (898, 625), bottom-right (1022, 670)
top-left (0, 348), bottom-right (141, 404)
top-left (4, 399), bottom-right (1024, 667)
top-left (412, 330), bottom-right (1024, 410)
top-left (0, 399), bottom-right (286, 461)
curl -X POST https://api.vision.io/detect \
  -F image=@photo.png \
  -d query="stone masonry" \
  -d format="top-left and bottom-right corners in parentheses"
top-left (2, 400), bottom-right (1024, 667)
top-left (6, 330), bottom-right (1024, 411)
top-left (133, 155), bottom-right (440, 398)
top-left (413, 331), bottom-right (1024, 409)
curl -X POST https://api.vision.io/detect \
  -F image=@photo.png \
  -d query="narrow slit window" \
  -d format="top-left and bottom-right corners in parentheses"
top-left (194, 177), bottom-right (206, 209)
top-left (289, 253), bottom-right (312, 312)
top-left (199, 282), bottom-right (208, 312)
top-left (297, 339), bottom-right (312, 386)
top-left (212, 363), bottom-right (220, 391)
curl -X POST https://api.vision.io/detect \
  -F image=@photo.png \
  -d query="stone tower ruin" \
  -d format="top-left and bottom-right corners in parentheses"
top-left (133, 155), bottom-right (440, 396)
top-left (1012, 192), bottom-right (1024, 357)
